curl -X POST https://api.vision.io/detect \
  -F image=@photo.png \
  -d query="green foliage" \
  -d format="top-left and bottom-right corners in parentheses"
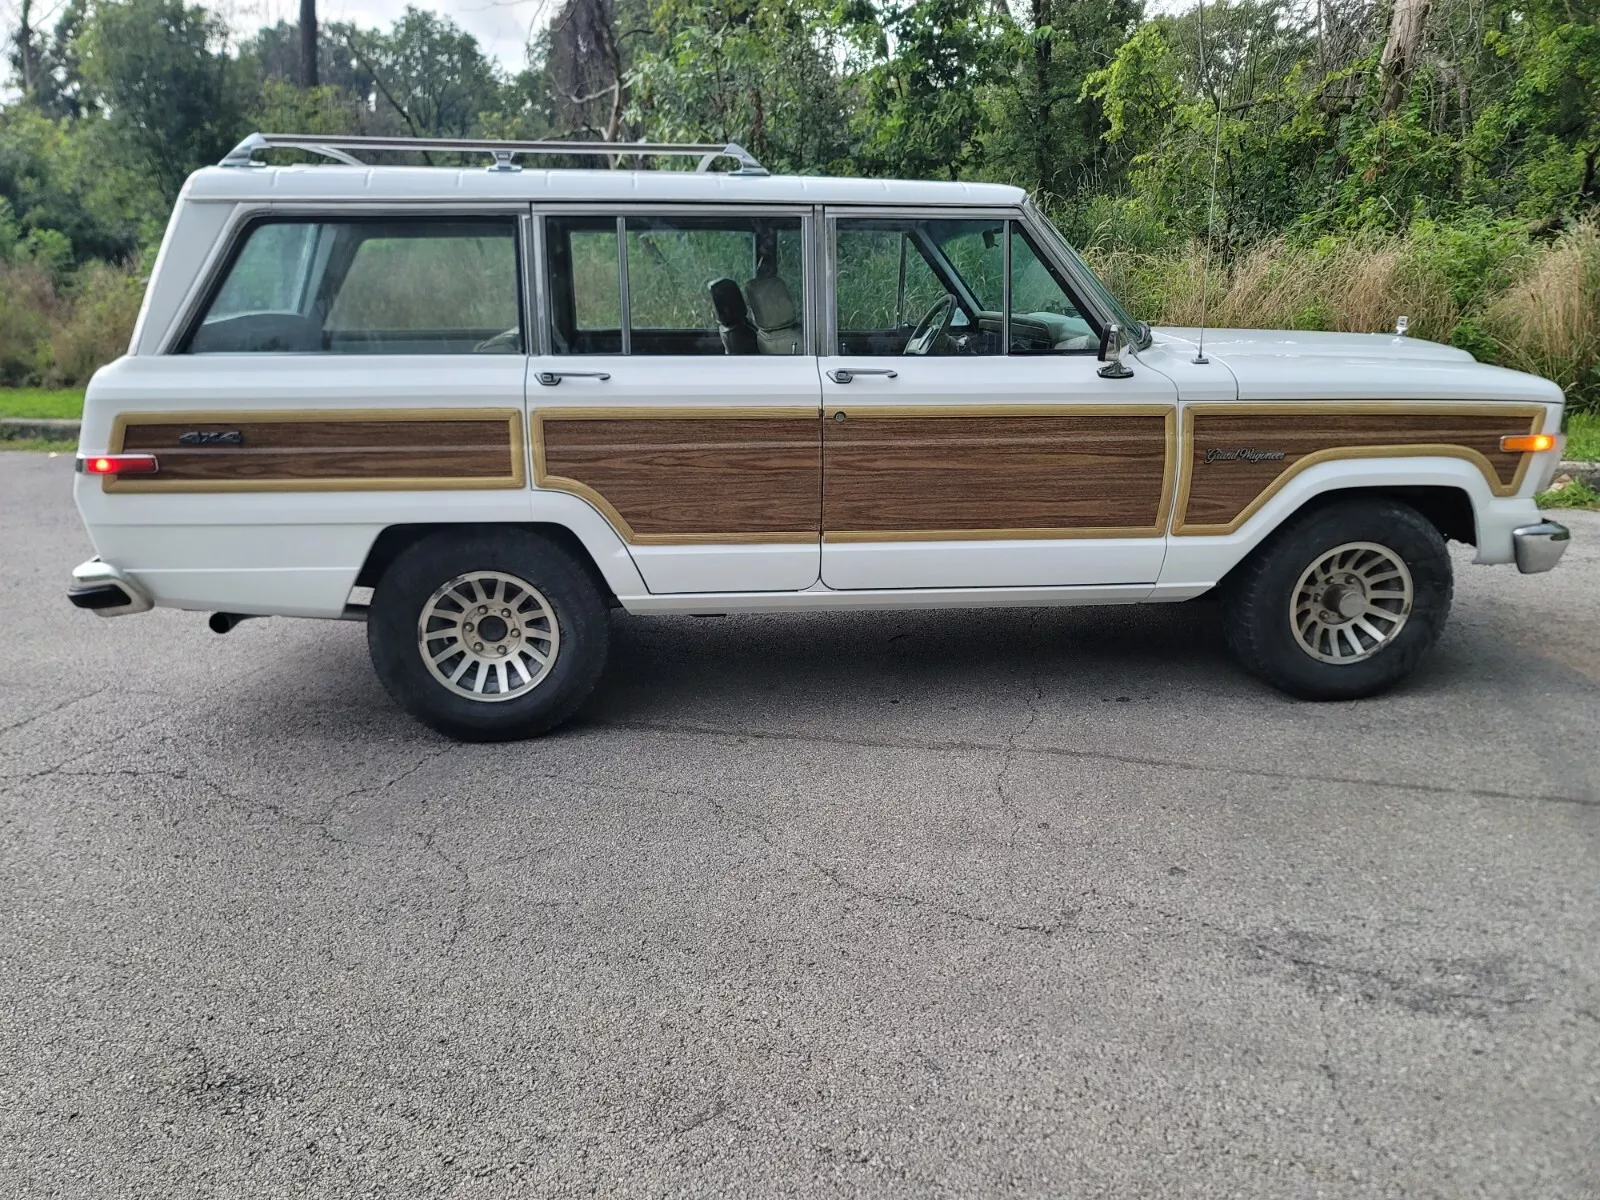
top-left (1536, 477), bottom-right (1600, 509)
top-left (1564, 411), bottom-right (1600, 462)
top-left (853, 0), bottom-right (1006, 180)
top-left (78, 0), bottom-right (247, 203)
top-left (346, 8), bottom-right (507, 137)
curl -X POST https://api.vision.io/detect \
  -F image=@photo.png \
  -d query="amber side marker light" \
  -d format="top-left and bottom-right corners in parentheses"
top-left (1501, 433), bottom-right (1557, 454)
top-left (76, 453), bottom-right (159, 476)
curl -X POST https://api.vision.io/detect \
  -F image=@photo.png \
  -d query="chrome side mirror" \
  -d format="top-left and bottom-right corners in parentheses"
top-left (1098, 323), bottom-right (1134, 379)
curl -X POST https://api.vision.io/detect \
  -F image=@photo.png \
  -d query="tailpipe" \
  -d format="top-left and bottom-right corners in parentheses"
top-left (207, 612), bottom-right (257, 634)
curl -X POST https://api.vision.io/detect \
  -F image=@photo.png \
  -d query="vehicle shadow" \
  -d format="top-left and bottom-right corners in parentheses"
top-left (582, 599), bottom-right (1240, 725)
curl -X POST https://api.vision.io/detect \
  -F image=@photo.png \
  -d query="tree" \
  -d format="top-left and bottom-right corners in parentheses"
top-left (300, 0), bottom-right (317, 87)
top-left (853, 0), bottom-right (1007, 180)
top-left (627, 0), bottom-right (856, 172)
top-left (78, 0), bottom-right (246, 202)
top-left (346, 7), bottom-right (505, 137)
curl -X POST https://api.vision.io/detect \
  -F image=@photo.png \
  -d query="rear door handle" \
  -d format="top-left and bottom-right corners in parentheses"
top-left (826, 368), bottom-right (898, 384)
top-left (536, 370), bottom-right (611, 387)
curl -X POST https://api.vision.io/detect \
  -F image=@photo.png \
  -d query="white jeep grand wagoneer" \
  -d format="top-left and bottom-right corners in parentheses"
top-left (68, 134), bottom-right (1573, 740)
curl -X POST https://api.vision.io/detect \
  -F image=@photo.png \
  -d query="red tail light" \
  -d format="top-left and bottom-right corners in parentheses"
top-left (77, 454), bottom-right (159, 476)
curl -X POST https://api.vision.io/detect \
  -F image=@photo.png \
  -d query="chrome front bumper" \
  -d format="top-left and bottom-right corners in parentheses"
top-left (1511, 521), bottom-right (1571, 574)
top-left (68, 558), bottom-right (153, 617)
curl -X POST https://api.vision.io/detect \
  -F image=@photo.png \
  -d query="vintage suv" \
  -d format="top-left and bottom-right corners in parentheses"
top-left (68, 133), bottom-right (1572, 740)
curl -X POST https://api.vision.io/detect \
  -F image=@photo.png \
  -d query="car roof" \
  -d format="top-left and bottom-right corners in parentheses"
top-left (182, 165), bottom-right (1031, 208)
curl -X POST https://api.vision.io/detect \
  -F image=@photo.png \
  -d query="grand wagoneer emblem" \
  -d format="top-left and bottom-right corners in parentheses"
top-left (1205, 447), bottom-right (1286, 464)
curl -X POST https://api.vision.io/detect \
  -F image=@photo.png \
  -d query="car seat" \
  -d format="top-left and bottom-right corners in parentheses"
top-left (746, 277), bottom-right (802, 355)
top-left (707, 278), bottom-right (758, 355)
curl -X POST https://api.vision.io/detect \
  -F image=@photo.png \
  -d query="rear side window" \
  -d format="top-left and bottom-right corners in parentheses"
top-left (545, 213), bottom-right (806, 356)
top-left (183, 217), bottom-right (522, 355)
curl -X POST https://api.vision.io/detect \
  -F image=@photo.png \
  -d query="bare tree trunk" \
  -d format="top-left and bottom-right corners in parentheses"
top-left (17, 0), bottom-right (36, 94)
top-left (1379, 0), bottom-right (1430, 116)
top-left (300, 0), bottom-right (318, 88)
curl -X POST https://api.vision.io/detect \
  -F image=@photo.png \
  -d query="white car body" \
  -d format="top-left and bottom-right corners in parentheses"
top-left (72, 147), bottom-right (1570, 630)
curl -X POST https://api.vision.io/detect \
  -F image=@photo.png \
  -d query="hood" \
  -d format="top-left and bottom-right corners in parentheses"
top-left (1152, 327), bottom-right (1475, 365)
top-left (1145, 327), bottom-right (1563, 405)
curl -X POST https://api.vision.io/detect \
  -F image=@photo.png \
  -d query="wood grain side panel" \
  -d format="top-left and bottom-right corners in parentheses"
top-left (1181, 409), bottom-right (1540, 531)
top-left (120, 420), bottom-right (515, 482)
top-left (822, 412), bottom-right (1171, 535)
top-left (539, 416), bottom-right (822, 538)
top-left (107, 410), bottom-right (525, 492)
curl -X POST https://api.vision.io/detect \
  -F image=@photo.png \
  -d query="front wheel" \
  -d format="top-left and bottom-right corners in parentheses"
top-left (366, 529), bottom-right (609, 741)
top-left (1220, 498), bottom-right (1453, 700)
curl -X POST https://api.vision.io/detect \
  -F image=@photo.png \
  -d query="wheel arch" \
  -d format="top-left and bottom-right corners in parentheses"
top-left (356, 523), bottom-right (621, 608)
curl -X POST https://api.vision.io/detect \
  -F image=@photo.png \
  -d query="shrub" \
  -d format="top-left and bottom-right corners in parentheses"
top-left (48, 260), bottom-right (145, 386)
top-left (0, 260), bottom-right (63, 386)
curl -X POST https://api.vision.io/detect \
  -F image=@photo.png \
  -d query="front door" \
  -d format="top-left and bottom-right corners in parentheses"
top-left (819, 211), bottom-right (1177, 590)
top-left (529, 209), bottom-right (821, 594)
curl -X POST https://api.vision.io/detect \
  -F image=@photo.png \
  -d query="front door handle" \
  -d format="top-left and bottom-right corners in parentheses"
top-left (826, 368), bottom-right (898, 385)
top-left (536, 370), bottom-right (611, 387)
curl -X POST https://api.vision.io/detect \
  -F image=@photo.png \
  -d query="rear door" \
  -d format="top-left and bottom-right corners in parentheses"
top-left (818, 208), bottom-right (1178, 591)
top-left (528, 206), bottom-right (822, 594)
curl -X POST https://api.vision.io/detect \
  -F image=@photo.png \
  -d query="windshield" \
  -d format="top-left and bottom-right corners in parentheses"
top-left (1027, 205), bottom-right (1149, 347)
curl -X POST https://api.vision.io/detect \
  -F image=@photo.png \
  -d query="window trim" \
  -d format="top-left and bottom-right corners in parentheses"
top-left (167, 206), bottom-right (529, 357)
top-left (533, 203), bottom-right (816, 357)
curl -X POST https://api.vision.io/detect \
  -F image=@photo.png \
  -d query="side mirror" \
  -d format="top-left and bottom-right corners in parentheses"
top-left (1098, 323), bottom-right (1134, 378)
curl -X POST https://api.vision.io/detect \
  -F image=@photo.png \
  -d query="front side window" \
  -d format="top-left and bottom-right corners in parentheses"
top-left (184, 217), bottom-right (522, 355)
top-left (834, 218), bottom-right (1005, 356)
top-left (547, 213), bottom-right (805, 356)
top-left (832, 216), bottom-right (1100, 356)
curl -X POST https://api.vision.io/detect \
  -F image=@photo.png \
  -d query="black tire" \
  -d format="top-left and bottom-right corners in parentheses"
top-left (366, 529), bottom-right (609, 741)
top-left (1220, 498), bottom-right (1452, 700)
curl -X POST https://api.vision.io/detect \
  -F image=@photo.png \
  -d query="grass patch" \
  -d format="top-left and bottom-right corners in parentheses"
top-left (0, 387), bottom-right (85, 419)
top-left (1564, 411), bottom-right (1600, 461)
top-left (0, 436), bottom-right (76, 452)
top-left (1536, 476), bottom-right (1600, 510)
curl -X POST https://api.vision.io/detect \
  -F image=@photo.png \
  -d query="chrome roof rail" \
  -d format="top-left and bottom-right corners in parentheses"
top-left (219, 133), bottom-right (769, 175)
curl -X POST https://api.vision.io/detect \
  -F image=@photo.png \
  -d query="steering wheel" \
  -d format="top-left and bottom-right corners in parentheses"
top-left (904, 294), bottom-right (957, 356)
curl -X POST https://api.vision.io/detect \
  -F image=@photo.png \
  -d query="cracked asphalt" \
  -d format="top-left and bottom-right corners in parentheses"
top-left (2, 449), bottom-right (1599, 1199)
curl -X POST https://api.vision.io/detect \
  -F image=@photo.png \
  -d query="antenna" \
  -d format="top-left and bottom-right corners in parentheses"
top-left (1192, 0), bottom-right (1225, 366)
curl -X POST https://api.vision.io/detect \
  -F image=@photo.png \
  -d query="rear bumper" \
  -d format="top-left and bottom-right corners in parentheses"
top-left (68, 558), bottom-right (153, 617)
top-left (1511, 521), bottom-right (1571, 574)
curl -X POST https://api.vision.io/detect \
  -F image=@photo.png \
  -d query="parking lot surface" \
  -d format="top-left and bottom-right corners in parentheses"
top-left (2, 450), bottom-right (1598, 1199)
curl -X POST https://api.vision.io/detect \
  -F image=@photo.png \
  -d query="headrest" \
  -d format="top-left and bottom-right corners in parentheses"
top-left (746, 276), bottom-right (798, 331)
top-left (707, 277), bottom-right (749, 327)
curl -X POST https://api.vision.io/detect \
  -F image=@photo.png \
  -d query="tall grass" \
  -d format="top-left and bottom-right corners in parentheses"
top-left (0, 258), bottom-right (144, 388)
top-left (1087, 221), bottom-right (1600, 411)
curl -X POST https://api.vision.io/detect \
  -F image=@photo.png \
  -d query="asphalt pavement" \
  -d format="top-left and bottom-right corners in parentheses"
top-left (2, 449), bottom-right (1598, 1199)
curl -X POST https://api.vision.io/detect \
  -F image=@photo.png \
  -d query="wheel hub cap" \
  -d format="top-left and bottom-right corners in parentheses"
top-left (418, 571), bottom-right (559, 702)
top-left (1290, 542), bottom-right (1413, 665)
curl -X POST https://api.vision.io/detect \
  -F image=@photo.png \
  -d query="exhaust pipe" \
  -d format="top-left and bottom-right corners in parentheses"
top-left (207, 612), bottom-right (257, 634)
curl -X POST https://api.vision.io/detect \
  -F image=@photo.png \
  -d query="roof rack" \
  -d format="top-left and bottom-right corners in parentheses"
top-left (219, 133), bottom-right (769, 176)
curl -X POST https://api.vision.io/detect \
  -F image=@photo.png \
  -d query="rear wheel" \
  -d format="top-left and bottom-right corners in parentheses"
top-left (1220, 498), bottom-right (1452, 700)
top-left (366, 529), bottom-right (609, 741)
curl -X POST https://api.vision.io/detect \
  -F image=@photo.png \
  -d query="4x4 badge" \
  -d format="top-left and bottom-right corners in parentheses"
top-left (1205, 447), bottom-right (1285, 464)
top-left (178, 430), bottom-right (244, 446)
